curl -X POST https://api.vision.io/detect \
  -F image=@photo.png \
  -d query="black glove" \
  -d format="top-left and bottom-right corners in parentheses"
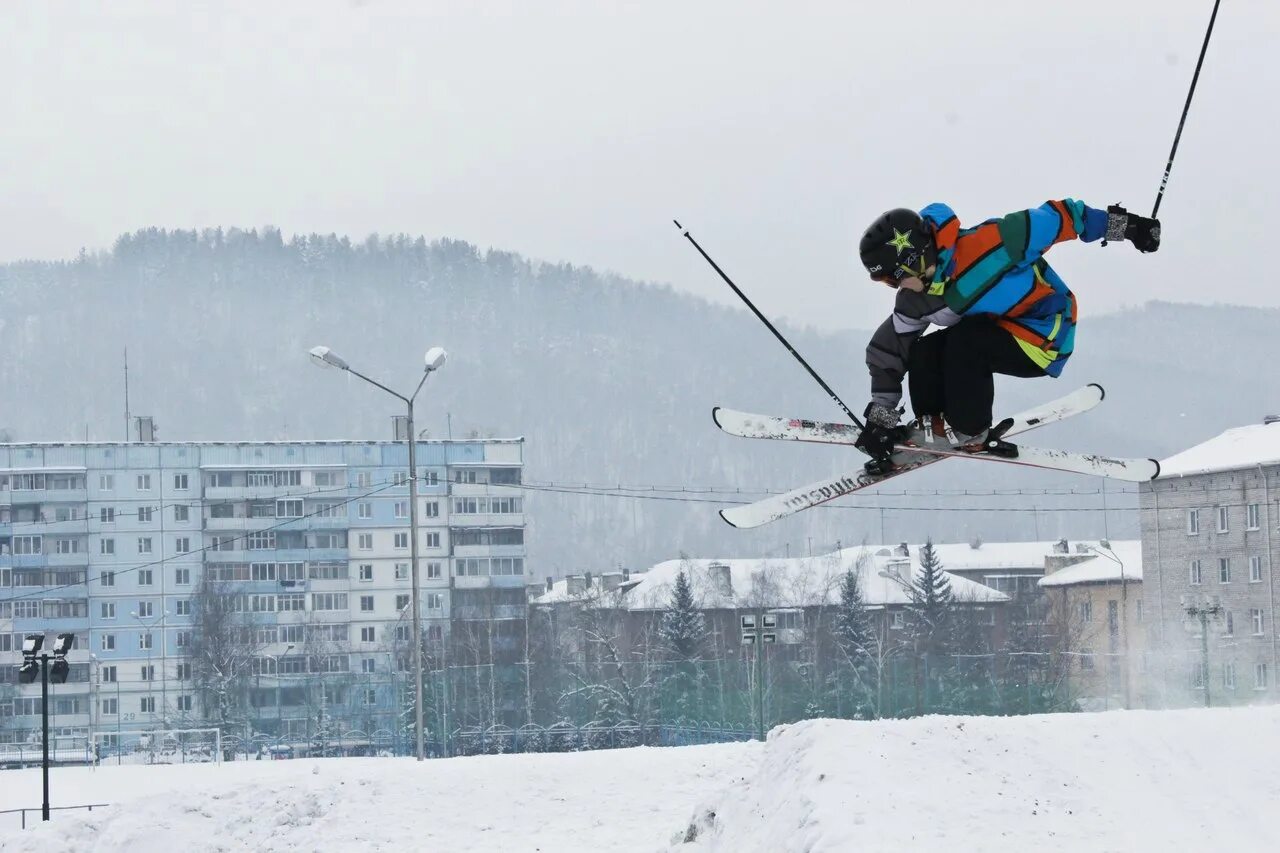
top-left (855, 403), bottom-right (900, 459)
top-left (1104, 204), bottom-right (1161, 253)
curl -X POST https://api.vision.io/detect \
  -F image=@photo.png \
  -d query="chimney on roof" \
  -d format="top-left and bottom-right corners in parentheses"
top-left (565, 575), bottom-right (584, 596)
top-left (969, 536), bottom-right (983, 550)
top-left (895, 542), bottom-right (910, 557)
top-left (708, 562), bottom-right (733, 599)
top-left (886, 556), bottom-right (911, 582)
top-left (584, 571), bottom-right (594, 589)
top-left (134, 416), bottom-right (156, 443)
top-left (545, 576), bottom-right (554, 594)
top-left (622, 568), bottom-right (630, 582)
top-left (1053, 538), bottom-right (1069, 554)
top-left (1265, 415), bottom-right (1280, 425)
top-left (602, 572), bottom-right (623, 592)
top-left (393, 415), bottom-right (410, 441)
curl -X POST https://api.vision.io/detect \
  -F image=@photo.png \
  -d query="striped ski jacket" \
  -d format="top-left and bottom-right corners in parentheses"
top-left (866, 199), bottom-right (1109, 409)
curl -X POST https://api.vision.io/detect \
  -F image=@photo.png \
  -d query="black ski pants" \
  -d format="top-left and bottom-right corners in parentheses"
top-left (907, 317), bottom-right (1046, 437)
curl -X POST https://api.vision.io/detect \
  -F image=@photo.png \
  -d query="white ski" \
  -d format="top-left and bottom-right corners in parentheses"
top-left (713, 383), bottom-right (1106, 447)
top-left (718, 384), bottom-right (1136, 529)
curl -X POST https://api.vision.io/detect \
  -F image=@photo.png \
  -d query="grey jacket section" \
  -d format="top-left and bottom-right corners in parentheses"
top-left (866, 289), bottom-right (962, 408)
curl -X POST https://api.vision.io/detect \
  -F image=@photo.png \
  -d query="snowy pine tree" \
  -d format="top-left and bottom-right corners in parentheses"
top-left (906, 539), bottom-right (955, 714)
top-left (659, 567), bottom-right (707, 722)
top-left (831, 568), bottom-right (877, 718)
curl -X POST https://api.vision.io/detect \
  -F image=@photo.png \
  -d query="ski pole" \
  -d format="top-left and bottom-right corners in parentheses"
top-left (673, 220), bottom-right (865, 430)
top-left (1152, 0), bottom-right (1222, 219)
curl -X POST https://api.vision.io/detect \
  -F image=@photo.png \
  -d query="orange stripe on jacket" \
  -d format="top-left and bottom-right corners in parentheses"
top-left (950, 221), bottom-right (1004, 279)
top-left (1048, 200), bottom-right (1080, 246)
top-left (996, 318), bottom-right (1051, 350)
top-left (1006, 279), bottom-right (1056, 318)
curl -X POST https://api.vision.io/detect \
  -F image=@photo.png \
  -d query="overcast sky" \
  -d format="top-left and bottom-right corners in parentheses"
top-left (3, 1), bottom-right (1275, 330)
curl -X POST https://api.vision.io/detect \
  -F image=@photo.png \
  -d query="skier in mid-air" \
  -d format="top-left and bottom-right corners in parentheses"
top-left (852, 200), bottom-right (1160, 472)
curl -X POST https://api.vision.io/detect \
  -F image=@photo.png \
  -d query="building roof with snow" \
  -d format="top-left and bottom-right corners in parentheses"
top-left (1038, 540), bottom-right (1142, 588)
top-left (1158, 417), bottom-right (1280, 478)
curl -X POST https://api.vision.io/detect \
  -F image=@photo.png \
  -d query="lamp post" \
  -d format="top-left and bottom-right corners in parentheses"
top-left (18, 633), bottom-right (75, 821)
top-left (309, 344), bottom-right (447, 762)
top-left (1183, 596), bottom-right (1223, 707)
top-left (1087, 543), bottom-right (1130, 709)
top-left (263, 643), bottom-right (295, 742)
top-left (130, 609), bottom-right (167, 726)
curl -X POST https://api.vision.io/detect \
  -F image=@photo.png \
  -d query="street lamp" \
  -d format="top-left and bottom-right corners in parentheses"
top-left (309, 344), bottom-right (447, 762)
top-left (1086, 543), bottom-right (1131, 709)
top-left (263, 643), bottom-right (295, 743)
top-left (1183, 595), bottom-right (1224, 707)
top-left (131, 609), bottom-right (168, 726)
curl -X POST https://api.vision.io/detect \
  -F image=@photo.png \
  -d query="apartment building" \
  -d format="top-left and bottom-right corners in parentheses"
top-left (1141, 417), bottom-right (1280, 707)
top-left (0, 433), bottom-right (525, 755)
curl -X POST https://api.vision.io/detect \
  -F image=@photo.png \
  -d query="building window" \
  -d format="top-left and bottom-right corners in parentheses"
top-left (100, 507), bottom-right (115, 523)
top-left (139, 506), bottom-right (154, 523)
top-left (1079, 600), bottom-right (1092, 623)
top-left (174, 504), bottom-right (190, 522)
top-left (174, 537), bottom-right (190, 554)
top-left (394, 532), bottom-right (409, 549)
top-left (276, 499), bottom-right (303, 518)
top-left (426, 562), bottom-right (441, 579)
top-left (425, 532), bottom-right (440, 548)
top-left (395, 594), bottom-right (410, 611)
top-left (1136, 599), bottom-right (1143, 623)
top-left (358, 533), bottom-right (373, 551)
top-left (311, 593), bottom-right (348, 611)
top-left (358, 502), bottom-right (372, 520)
top-left (890, 611), bottom-right (905, 630)
top-left (101, 698), bottom-right (118, 716)
top-left (138, 569), bottom-right (153, 586)
top-left (426, 593), bottom-right (443, 610)
top-left (395, 562), bottom-right (410, 580)
top-left (1256, 663), bottom-right (1270, 690)
top-left (1080, 650), bottom-right (1095, 671)
top-left (356, 472), bottom-right (372, 489)
top-left (395, 500), bottom-right (408, 519)
top-left (100, 665), bottom-right (117, 683)
top-left (100, 570), bottom-right (115, 587)
top-left (1189, 560), bottom-right (1202, 585)
top-left (140, 697), bottom-right (155, 713)
top-left (137, 600), bottom-right (154, 618)
top-left (177, 695), bottom-right (193, 712)
top-left (1251, 608), bottom-right (1265, 636)
top-left (175, 567), bottom-right (191, 586)
top-left (1191, 661), bottom-right (1205, 689)
top-left (13, 535), bottom-right (41, 555)
top-left (99, 474), bottom-right (114, 491)
top-left (172, 473), bottom-right (188, 491)
top-left (361, 657), bottom-right (376, 674)
top-left (1218, 558), bottom-right (1231, 583)
top-left (100, 602), bottom-right (116, 619)
top-left (313, 471), bottom-right (341, 487)
top-left (424, 501), bottom-right (439, 518)
top-left (1187, 509), bottom-right (1199, 535)
top-left (360, 595), bottom-right (374, 612)
top-left (100, 634), bottom-right (115, 651)
top-left (393, 471), bottom-right (409, 487)
top-left (1224, 611), bottom-right (1234, 636)
top-left (176, 662), bottom-right (192, 681)
top-left (176, 599), bottom-right (191, 616)
top-left (1216, 506), bottom-right (1229, 533)
top-left (139, 632), bottom-right (153, 651)
top-left (1247, 503), bottom-right (1261, 530)
top-left (363, 688), bottom-right (377, 707)
top-left (359, 564), bottom-right (373, 582)
top-left (360, 626), bottom-right (376, 643)
top-left (176, 631), bottom-right (191, 648)
top-left (1250, 556), bottom-right (1264, 583)
top-left (137, 474), bottom-right (152, 491)
top-left (137, 537), bottom-right (153, 555)
top-left (140, 664), bottom-right (155, 681)
top-left (246, 531), bottom-right (276, 550)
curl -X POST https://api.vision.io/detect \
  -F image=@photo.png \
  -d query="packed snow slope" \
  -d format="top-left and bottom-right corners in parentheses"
top-left (674, 707), bottom-right (1280, 852)
top-left (2, 707), bottom-right (1277, 852)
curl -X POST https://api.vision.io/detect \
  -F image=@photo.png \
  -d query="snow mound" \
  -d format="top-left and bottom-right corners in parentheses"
top-left (669, 708), bottom-right (1280, 852)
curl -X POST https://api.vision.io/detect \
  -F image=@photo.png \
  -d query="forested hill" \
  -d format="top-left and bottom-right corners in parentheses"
top-left (1, 228), bottom-right (1275, 574)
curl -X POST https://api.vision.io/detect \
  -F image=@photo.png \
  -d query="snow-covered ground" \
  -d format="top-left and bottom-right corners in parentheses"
top-left (3, 707), bottom-right (1278, 852)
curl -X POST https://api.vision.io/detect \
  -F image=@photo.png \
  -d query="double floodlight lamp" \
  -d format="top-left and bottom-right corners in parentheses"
top-left (309, 346), bottom-right (448, 374)
top-left (19, 633), bottom-right (75, 685)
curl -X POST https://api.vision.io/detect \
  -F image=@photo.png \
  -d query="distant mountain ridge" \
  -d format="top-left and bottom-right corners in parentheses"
top-left (1, 228), bottom-right (1274, 573)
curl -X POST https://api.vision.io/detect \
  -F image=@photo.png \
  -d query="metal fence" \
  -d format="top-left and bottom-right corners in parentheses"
top-left (0, 803), bottom-right (110, 831)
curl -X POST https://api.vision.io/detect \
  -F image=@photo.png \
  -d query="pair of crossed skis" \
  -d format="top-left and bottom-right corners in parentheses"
top-left (712, 384), bottom-right (1159, 528)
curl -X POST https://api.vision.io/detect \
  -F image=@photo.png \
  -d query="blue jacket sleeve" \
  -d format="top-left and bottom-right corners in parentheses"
top-left (998, 199), bottom-right (1108, 265)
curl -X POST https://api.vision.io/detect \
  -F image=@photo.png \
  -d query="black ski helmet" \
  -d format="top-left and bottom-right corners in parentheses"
top-left (859, 208), bottom-right (937, 283)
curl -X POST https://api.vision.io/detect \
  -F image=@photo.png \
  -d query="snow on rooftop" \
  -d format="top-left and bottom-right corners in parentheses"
top-left (532, 540), bottom-right (1145, 609)
top-left (1158, 418), bottom-right (1280, 478)
top-left (1038, 540), bottom-right (1143, 588)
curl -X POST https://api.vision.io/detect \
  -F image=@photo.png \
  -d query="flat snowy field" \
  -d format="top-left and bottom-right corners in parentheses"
top-left (2, 707), bottom-right (1277, 852)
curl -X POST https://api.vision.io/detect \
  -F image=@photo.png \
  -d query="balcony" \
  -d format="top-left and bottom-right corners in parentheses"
top-left (452, 574), bottom-right (527, 591)
top-left (448, 513), bottom-right (526, 528)
top-left (46, 552), bottom-right (90, 568)
top-left (203, 485), bottom-right (310, 501)
top-left (202, 516), bottom-right (277, 531)
top-left (453, 604), bottom-right (525, 621)
top-left (451, 544), bottom-right (524, 559)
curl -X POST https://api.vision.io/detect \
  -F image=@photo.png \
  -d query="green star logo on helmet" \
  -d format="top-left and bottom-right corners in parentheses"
top-left (887, 228), bottom-right (914, 256)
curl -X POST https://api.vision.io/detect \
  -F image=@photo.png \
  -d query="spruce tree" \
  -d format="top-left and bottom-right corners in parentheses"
top-left (832, 568), bottom-right (877, 718)
top-left (659, 568), bottom-right (707, 722)
top-left (906, 539), bottom-right (955, 714)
